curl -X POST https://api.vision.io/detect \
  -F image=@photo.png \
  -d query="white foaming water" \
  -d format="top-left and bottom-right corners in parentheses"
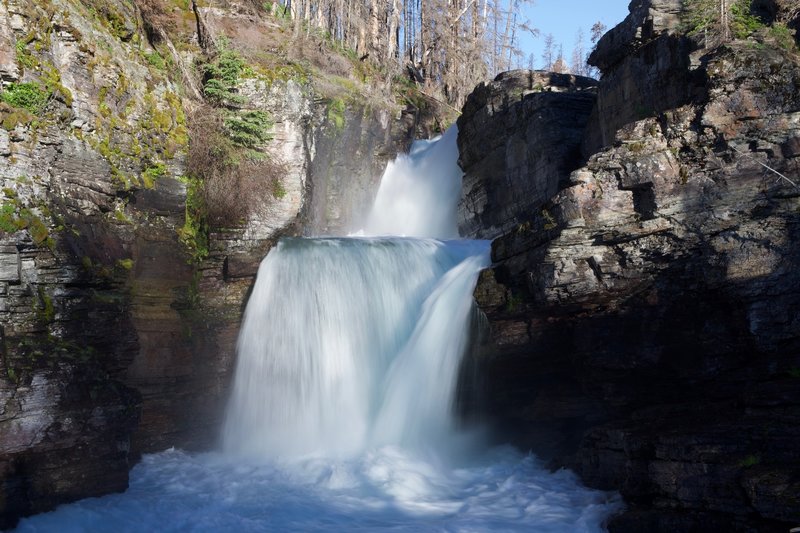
top-left (14, 126), bottom-right (623, 532)
top-left (15, 447), bottom-right (620, 533)
top-left (222, 236), bottom-right (489, 457)
top-left (363, 126), bottom-right (461, 238)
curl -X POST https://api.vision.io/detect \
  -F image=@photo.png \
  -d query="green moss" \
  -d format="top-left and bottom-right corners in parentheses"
top-left (0, 202), bottom-right (50, 246)
top-left (0, 83), bottom-right (50, 114)
top-left (116, 72), bottom-right (129, 97)
top-left (116, 258), bottom-right (133, 270)
top-left (15, 40), bottom-right (39, 71)
top-left (152, 107), bottom-right (172, 132)
top-left (4, 334), bottom-right (113, 385)
top-left (141, 163), bottom-right (166, 188)
top-left (34, 285), bottom-right (55, 324)
top-left (165, 91), bottom-right (186, 125)
top-left (541, 208), bottom-right (557, 230)
top-left (99, 2), bottom-right (128, 40)
top-left (26, 214), bottom-right (50, 244)
top-left (327, 98), bottom-right (346, 131)
top-left (145, 51), bottom-right (166, 70)
top-left (628, 141), bottom-right (647, 153)
top-left (739, 454), bottom-right (761, 467)
top-left (113, 208), bottom-right (131, 223)
top-left (177, 176), bottom-right (209, 264)
top-left (253, 62), bottom-right (309, 85)
top-left (272, 178), bottom-right (287, 199)
top-left (0, 203), bottom-right (17, 232)
top-left (42, 64), bottom-right (73, 106)
top-left (1, 108), bottom-right (35, 131)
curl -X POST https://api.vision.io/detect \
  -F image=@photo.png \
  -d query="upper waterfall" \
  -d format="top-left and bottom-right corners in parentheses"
top-left (363, 126), bottom-right (462, 238)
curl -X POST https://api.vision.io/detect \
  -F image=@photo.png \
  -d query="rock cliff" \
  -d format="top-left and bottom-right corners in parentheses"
top-left (457, 70), bottom-right (597, 239)
top-left (461, 1), bottom-right (800, 530)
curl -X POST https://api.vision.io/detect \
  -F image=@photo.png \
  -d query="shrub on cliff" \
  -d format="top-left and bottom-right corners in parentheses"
top-left (187, 105), bottom-right (285, 229)
top-left (201, 42), bottom-right (246, 107)
top-left (0, 83), bottom-right (50, 114)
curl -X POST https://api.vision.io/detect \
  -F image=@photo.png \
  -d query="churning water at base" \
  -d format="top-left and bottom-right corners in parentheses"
top-left (15, 447), bottom-right (620, 532)
top-left (14, 127), bottom-right (623, 531)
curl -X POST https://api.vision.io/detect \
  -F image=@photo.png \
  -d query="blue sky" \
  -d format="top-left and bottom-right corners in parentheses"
top-left (518, 0), bottom-right (631, 70)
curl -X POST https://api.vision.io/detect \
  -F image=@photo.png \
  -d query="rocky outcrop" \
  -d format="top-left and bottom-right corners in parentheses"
top-left (584, 0), bottom-right (696, 154)
top-left (304, 104), bottom-right (418, 235)
top-left (0, 0), bottom-right (189, 523)
top-left (457, 70), bottom-right (597, 239)
top-left (463, 3), bottom-right (800, 531)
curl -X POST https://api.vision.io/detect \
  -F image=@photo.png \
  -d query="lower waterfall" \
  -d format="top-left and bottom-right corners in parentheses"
top-left (14, 127), bottom-right (622, 532)
top-left (222, 237), bottom-right (489, 458)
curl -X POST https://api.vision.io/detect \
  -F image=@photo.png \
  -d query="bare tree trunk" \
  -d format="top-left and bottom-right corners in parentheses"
top-left (292, 0), bottom-right (303, 35)
top-left (720, 0), bottom-right (730, 41)
top-left (499, 0), bottom-right (513, 72)
top-left (368, 0), bottom-right (382, 59)
top-left (387, 0), bottom-right (401, 63)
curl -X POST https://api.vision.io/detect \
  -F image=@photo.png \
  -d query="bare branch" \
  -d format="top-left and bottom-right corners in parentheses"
top-left (730, 144), bottom-right (799, 190)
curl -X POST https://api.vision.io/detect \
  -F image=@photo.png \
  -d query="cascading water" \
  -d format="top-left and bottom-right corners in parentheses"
top-left (222, 237), bottom-right (488, 458)
top-left (14, 126), bottom-right (622, 532)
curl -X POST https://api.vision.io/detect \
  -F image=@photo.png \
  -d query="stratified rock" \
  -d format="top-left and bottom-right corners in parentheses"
top-left (588, 0), bottom-right (684, 72)
top-left (0, 3), bottom-right (19, 82)
top-left (584, 0), bottom-right (696, 154)
top-left (466, 3), bottom-right (800, 531)
top-left (304, 103), bottom-right (417, 235)
top-left (457, 70), bottom-right (597, 239)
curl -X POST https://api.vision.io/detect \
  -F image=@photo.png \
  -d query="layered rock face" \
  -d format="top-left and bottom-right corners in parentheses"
top-left (457, 70), bottom-right (597, 239)
top-left (0, 0), bottom-right (186, 523)
top-left (462, 1), bottom-right (800, 530)
top-left (583, 0), bottom-right (695, 154)
top-left (304, 104), bottom-right (417, 235)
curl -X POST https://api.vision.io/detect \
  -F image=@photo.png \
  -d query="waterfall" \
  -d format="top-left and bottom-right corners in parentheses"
top-left (15, 126), bottom-right (622, 533)
top-left (363, 125), bottom-right (461, 238)
top-left (222, 237), bottom-right (489, 457)
top-left (223, 125), bottom-right (489, 458)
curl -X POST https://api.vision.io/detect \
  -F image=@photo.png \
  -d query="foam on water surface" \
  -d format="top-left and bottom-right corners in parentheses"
top-left (16, 447), bottom-right (621, 532)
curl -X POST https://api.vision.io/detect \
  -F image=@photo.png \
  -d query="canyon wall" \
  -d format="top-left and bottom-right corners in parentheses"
top-left (460, 1), bottom-right (800, 530)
